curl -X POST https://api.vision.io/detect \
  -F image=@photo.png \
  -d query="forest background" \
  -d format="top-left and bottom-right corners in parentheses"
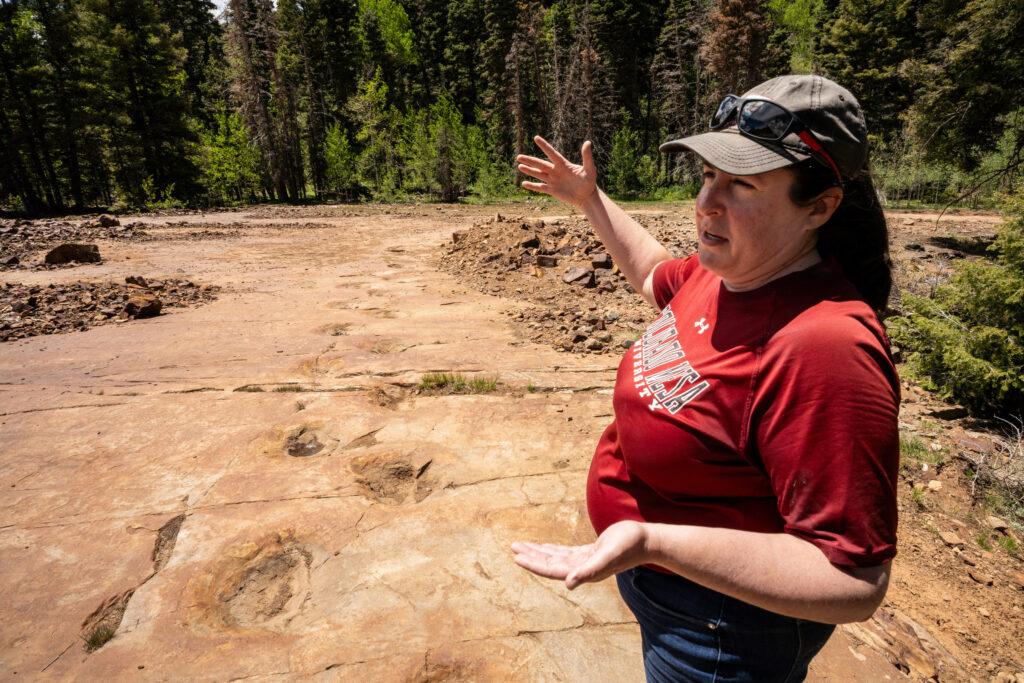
top-left (1, 0), bottom-right (1021, 214)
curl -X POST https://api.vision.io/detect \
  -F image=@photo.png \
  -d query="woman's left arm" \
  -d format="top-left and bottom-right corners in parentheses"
top-left (511, 520), bottom-right (890, 625)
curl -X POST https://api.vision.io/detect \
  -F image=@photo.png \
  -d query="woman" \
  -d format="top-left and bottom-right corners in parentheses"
top-left (510, 74), bottom-right (900, 682)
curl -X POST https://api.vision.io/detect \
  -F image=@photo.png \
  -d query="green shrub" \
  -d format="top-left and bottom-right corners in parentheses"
top-left (887, 191), bottom-right (1024, 417)
top-left (607, 120), bottom-right (661, 199)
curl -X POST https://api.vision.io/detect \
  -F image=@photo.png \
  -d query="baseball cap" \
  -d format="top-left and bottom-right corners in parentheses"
top-left (659, 74), bottom-right (869, 178)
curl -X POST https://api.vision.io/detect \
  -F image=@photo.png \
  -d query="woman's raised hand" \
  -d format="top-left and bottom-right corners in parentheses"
top-left (516, 135), bottom-right (597, 209)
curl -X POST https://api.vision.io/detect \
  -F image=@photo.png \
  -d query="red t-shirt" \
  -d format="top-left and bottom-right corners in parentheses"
top-left (586, 253), bottom-right (900, 571)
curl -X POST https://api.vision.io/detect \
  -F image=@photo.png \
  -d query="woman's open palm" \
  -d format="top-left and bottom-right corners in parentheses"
top-left (517, 135), bottom-right (597, 209)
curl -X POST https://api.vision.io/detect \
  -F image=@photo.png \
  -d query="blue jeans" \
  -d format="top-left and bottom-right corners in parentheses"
top-left (616, 566), bottom-right (836, 682)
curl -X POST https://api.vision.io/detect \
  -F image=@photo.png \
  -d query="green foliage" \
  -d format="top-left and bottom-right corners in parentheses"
top-left (3, 0), bottom-right (1020, 213)
top-left (910, 485), bottom-right (927, 510)
top-left (466, 125), bottom-right (519, 200)
top-left (817, 0), bottom-right (917, 141)
top-left (767, 0), bottom-right (826, 72)
top-left (899, 433), bottom-right (943, 465)
top-left (606, 121), bottom-right (660, 199)
top-left (998, 533), bottom-right (1019, 555)
top-left (347, 67), bottom-right (403, 200)
top-left (323, 123), bottom-right (359, 198)
top-left (358, 0), bottom-right (417, 66)
top-left (906, 0), bottom-right (1024, 171)
top-left (199, 114), bottom-right (263, 204)
top-left (403, 94), bottom-right (474, 201)
top-left (79, 0), bottom-right (201, 205)
top-left (887, 192), bottom-right (1024, 417)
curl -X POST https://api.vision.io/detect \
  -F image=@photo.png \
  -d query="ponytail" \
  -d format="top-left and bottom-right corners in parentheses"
top-left (788, 159), bottom-right (893, 312)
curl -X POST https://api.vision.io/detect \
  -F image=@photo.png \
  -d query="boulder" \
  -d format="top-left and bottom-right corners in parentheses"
top-left (44, 243), bottom-right (101, 265)
top-left (96, 214), bottom-right (120, 228)
top-left (987, 516), bottom-right (1008, 532)
top-left (591, 252), bottom-right (613, 269)
top-left (124, 293), bottom-right (162, 318)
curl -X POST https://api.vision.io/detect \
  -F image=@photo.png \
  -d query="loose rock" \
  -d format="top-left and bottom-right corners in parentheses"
top-left (44, 243), bottom-right (101, 265)
top-left (124, 293), bottom-right (162, 318)
top-left (939, 531), bottom-right (965, 547)
top-left (562, 267), bottom-right (595, 287)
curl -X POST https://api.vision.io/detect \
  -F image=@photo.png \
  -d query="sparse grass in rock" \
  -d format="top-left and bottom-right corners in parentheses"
top-left (234, 385), bottom-right (265, 392)
top-left (83, 624), bottom-right (116, 652)
top-left (273, 385), bottom-right (307, 392)
top-left (418, 372), bottom-right (499, 394)
top-left (526, 382), bottom-right (539, 393)
top-left (976, 532), bottom-right (993, 551)
top-left (911, 485), bottom-right (928, 510)
top-left (468, 376), bottom-right (499, 393)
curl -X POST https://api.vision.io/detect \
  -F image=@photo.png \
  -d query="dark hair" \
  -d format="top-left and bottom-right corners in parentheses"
top-left (787, 159), bottom-right (893, 312)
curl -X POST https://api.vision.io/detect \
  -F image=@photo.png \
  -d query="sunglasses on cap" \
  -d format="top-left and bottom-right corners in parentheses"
top-left (710, 94), bottom-right (844, 187)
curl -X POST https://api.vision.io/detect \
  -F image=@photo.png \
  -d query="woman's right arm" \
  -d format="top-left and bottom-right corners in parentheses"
top-left (517, 135), bottom-right (672, 310)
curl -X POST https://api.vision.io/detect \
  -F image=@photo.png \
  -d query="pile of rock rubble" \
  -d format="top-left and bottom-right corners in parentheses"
top-left (438, 211), bottom-right (696, 354)
top-left (1, 276), bottom-right (220, 342)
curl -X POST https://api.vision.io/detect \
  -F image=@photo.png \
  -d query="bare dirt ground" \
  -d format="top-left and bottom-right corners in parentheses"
top-left (0, 201), bottom-right (1021, 681)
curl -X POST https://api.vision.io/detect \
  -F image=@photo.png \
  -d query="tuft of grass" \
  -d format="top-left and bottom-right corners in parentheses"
top-left (976, 532), bottom-right (993, 551)
top-left (526, 382), bottom-right (539, 393)
top-left (233, 385), bottom-right (265, 393)
top-left (468, 376), bottom-right (498, 393)
top-left (419, 372), bottom-right (467, 391)
top-left (899, 433), bottom-right (945, 466)
top-left (996, 533), bottom-right (1019, 556)
top-left (83, 624), bottom-right (116, 652)
top-left (911, 486), bottom-right (928, 510)
top-left (273, 384), bottom-right (307, 392)
top-left (418, 372), bottom-right (499, 394)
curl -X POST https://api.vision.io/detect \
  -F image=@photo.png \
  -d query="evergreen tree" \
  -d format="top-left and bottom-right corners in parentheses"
top-left (400, 0), bottom-right (448, 105)
top-left (226, 0), bottom-right (304, 200)
top-left (31, 0), bottom-right (94, 208)
top-left (442, 0), bottom-right (483, 123)
top-left (155, 0), bottom-right (222, 125)
top-left (323, 121), bottom-right (359, 199)
top-left (77, 0), bottom-right (200, 204)
top-left (0, 4), bottom-right (57, 212)
top-left (817, 0), bottom-right (916, 142)
top-left (651, 0), bottom-right (712, 182)
top-left (347, 67), bottom-right (403, 198)
top-left (551, 1), bottom-right (618, 168)
top-left (404, 94), bottom-right (473, 201)
top-left (505, 1), bottom-right (550, 173)
top-left (200, 111), bottom-right (262, 202)
top-left (700, 0), bottom-right (788, 95)
top-left (590, 0), bottom-right (666, 132)
top-left (906, 0), bottom-right (1023, 171)
top-left (479, 0), bottom-right (518, 162)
